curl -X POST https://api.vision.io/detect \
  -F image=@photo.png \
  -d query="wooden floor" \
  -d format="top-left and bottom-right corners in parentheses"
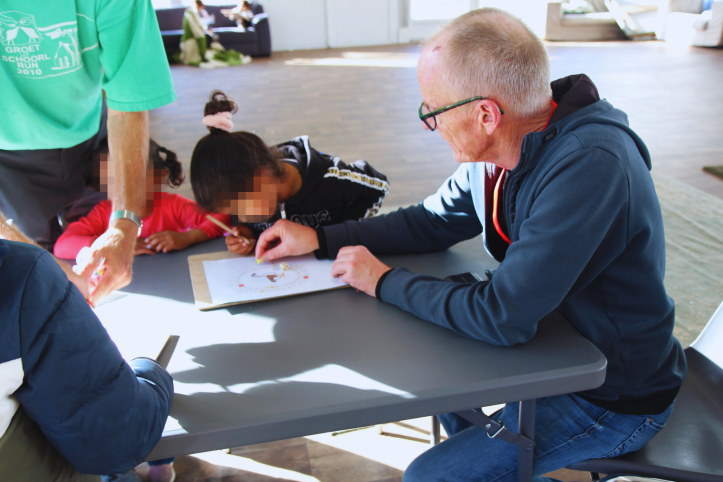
top-left (146, 41), bottom-right (723, 482)
top-left (152, 41), bottom-right (723, 207)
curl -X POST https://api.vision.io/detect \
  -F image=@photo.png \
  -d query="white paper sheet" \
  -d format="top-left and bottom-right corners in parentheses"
top-left (202, 254), bottom-right (348, 305)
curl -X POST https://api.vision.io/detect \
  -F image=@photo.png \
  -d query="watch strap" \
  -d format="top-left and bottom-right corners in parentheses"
top-left (109, 210), bottom-right (143, 236)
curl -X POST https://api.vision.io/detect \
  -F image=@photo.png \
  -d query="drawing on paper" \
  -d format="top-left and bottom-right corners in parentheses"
top-left (230, 262), bottom-right (310, 292)
top-left (202, 254), bottom-right (348, 306)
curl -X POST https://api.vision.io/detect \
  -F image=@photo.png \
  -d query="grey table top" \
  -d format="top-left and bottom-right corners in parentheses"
top-left (93, 236), bottom-right (606, 460)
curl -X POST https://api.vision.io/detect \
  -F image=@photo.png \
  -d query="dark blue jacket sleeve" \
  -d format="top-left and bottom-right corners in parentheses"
top-left (15, 250), bottom-right (173, 475)
top-left (380, 148), bottom-right (630, 346)
top-left (322, 164), bottom-right (482, 258)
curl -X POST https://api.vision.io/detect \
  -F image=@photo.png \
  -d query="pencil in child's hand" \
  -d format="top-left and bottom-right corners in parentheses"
top-left (205, 214), bottom-right (253, 245)
top-left (205, 214), bottom-right (233, 233)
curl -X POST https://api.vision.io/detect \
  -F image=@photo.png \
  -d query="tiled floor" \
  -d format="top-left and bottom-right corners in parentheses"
top-left (144, 39), bottom-right (723, 481)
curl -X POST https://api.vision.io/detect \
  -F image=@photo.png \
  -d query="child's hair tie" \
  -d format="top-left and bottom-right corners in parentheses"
top-left (202, 111), bottom-right (234, 132)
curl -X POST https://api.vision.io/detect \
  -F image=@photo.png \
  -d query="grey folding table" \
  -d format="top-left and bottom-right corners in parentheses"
top-left (93, 236), bottom-right (607, 482)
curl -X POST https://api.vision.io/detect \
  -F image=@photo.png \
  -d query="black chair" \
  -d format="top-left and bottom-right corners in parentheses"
top-left (568, 301), bottom-right (723, 482)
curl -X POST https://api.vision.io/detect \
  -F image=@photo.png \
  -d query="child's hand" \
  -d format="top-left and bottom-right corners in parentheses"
top-left (145, 231), bottom-right (192, 253)
top-left (226, 225), bottom-right (256, 256)
top-left (134, 238), bottom-right (157, 256)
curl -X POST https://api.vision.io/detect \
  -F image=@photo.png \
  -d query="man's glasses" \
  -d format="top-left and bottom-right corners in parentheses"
top-left (418, 96), bottom-right (504, 131)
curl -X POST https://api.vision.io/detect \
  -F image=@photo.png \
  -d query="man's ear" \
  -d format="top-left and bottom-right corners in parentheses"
top-left (476, 100), bottom-right (502, 136)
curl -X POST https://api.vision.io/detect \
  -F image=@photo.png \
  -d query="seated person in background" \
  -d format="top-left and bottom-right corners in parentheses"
top-left (193, 0), bottom-right (215, 32)
top-left (221, 1), bottom-right (254, 29)
top-left (54, 141), bottom-right (231, 260)
top-left (0, 240), bottom-right (173, 481)
top-left (190, 90), bottom-right (390, 256)
top-left (179, 1), bottom-right (250, 67)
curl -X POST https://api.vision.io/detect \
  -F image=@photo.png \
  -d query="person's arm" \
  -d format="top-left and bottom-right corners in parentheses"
top-left (11, 246), bottom-right (173, 475)
top-left (256, 164), bottom-right (481, 262)
top-left (78, 0), bottom-right (177, 302)
top-left (329, 159), bottom-right (390, 221)
top-left (0, 210), bottom-right (89, 298)
top-left (320, 163), bottom-right (482, 259)
top-left (144, 228), bottom-right (209, 253)
top-left (77, 109), bottom-right (148, 304)
top-left (378, 149), bottom-right (632, 346)
top-left (143, 197), bottom-right (232, 253)
top-left (53, 202), bottom-right (111, 260)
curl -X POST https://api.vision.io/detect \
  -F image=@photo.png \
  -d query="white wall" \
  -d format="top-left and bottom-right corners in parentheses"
top-left (256, 0), bottom-right (545, 51)
top-left (326, 0), bottom-right (396, 48)
top-left (262, 0), bottom-right (329, 51)
top-left (476, 0), bottom-right (547, 39)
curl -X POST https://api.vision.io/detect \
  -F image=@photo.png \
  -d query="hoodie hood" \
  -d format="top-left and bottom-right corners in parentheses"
top-left (515, 74), bottom-right (652, 177)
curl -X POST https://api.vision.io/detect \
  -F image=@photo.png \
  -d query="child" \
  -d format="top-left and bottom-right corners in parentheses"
top-left (221, 1), bottom-right (254, 29)
top-left (190, 90), bottom-right (390, 256)
top-left (54, 140), bottom-right (232, 260)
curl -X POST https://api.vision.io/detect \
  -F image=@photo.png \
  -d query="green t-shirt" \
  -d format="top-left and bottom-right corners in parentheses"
top-left (0, 0), bottom-right (177, 150)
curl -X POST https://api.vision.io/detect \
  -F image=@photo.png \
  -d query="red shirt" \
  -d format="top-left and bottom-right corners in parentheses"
top-left (54, 193), bottom-right (231, 259)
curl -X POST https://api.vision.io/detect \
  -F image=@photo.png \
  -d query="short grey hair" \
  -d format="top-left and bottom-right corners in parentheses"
top-left (428, 8), bottom-right (552, 118)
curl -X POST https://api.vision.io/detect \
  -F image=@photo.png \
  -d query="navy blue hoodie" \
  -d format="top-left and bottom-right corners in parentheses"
top-left (0, 241), bottom-right (173, 477)
top-left (318, 75), bottom-right (686, 415)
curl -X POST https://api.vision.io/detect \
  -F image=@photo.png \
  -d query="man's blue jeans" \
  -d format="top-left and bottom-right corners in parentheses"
top-left (404, 393), bottom-right (674, 482)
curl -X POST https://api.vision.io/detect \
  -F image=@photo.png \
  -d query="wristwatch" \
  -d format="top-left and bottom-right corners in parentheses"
top-left (109, 210), bottom-right (143, 236)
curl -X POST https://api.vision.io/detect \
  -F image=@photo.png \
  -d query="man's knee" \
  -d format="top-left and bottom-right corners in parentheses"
top-left (403, 454), bottom-right (431, 482)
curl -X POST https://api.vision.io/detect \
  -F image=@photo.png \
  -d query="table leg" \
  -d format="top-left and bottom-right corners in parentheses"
top-left (517, 399), bottom-right (536, 482)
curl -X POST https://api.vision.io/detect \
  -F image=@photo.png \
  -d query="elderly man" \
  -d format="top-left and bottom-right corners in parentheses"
top-left (0, 0), bottom-right (176, 305)
top-left (254, 8), bottom-right (686, 481)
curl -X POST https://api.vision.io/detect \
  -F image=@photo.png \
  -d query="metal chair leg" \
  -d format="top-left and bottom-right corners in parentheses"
top-left (431, 416), bottom-right (441, 445)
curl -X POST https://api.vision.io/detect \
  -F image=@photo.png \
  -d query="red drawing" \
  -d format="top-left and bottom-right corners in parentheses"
top-left (238, 284), bottom-right (244, 287)
top-left (303, 276), bottom-right (309, 279)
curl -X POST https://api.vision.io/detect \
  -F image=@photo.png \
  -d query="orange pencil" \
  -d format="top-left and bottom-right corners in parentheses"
top-left (205, 214), bottom-right (253, 245)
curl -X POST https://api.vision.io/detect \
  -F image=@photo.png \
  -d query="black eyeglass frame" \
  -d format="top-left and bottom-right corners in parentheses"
top-left (418, 96), bottom-right (504, 131)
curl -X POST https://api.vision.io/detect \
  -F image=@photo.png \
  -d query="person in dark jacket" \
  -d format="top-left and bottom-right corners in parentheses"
top-left (0, 240), bottom-right (173, 481)
top-left (190, 91), bottom-right (390, 256)
top-left (252, 8), bottom-right (686, 482)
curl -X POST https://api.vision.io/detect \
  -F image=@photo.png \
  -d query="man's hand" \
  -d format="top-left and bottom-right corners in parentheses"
top-left (255, 219), bottom-right (319, 262)
top-left (77, 220), bottom-right (136, 305)
top-left (331, 246), bottom-right (391, 297)
top-left (226, 225), bottom-right (256, 256)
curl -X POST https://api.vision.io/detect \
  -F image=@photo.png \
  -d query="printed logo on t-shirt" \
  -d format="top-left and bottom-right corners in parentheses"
top-left (0, 10), bottom-right (92, 78)
top-left (289, 210), bottom-right (330, 229)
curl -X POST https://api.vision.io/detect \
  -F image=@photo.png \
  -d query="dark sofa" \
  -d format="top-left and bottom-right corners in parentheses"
top-left (155, 3), bottom-right (271, 60)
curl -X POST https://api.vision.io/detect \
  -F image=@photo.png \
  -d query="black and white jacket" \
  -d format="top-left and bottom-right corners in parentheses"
top-left (247, 136), bottom-right (390, 236)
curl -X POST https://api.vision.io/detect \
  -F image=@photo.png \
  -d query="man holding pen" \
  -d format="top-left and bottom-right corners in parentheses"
top-left (0, 0), bottom-right (176, 305)
top-left (253, 8), bottom-right (685, 481)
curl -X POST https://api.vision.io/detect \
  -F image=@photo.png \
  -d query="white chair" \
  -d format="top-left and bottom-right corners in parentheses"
top-left (568, 300), bottom-right (723, 482)
top-left (657, 0), bottom-right (723, 46)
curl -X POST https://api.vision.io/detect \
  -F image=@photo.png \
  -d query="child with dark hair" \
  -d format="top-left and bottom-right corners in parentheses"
top-left (191, 90), bottom-right (390, 256)
top-left (54, 140), bottom-right (231, 260)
